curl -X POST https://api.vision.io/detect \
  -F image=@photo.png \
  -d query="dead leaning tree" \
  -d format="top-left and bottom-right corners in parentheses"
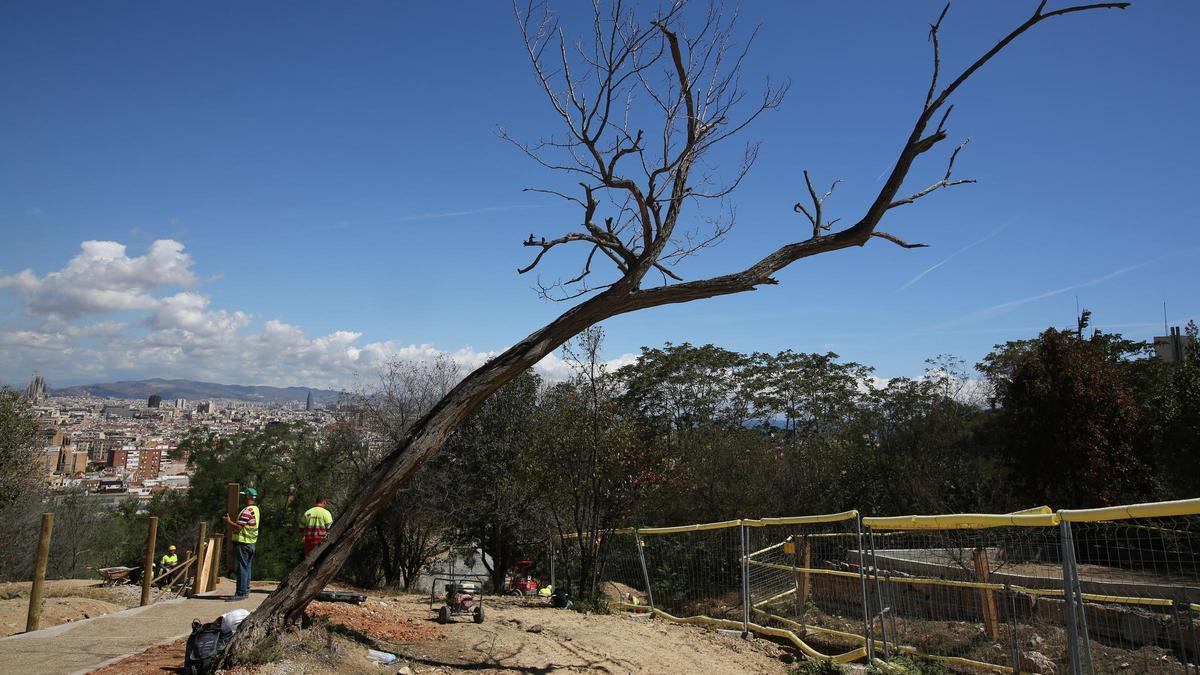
top-left (224, 0), bottom-right (1128, 656)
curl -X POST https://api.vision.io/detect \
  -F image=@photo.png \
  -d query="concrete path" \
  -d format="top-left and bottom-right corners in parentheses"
top-left (0, 579), bottom-right (269, 675)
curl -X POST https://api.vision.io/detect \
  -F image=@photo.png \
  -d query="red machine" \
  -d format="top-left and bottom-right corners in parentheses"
top-left (504, 560), bottom-right (541, 596)
top-left (433, 578), bottom-right (484, 624)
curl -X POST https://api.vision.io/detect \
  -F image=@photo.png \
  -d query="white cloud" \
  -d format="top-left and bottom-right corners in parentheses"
top-left (0, 239), bottom-right (198, 318)
top-left (0, 329), bottom-right (68, 350)
top-left (149, 292), bottom-right (250, 337)
top-left (533, 350), bottom-right (639, 381)
top-left (0, 238), bottom-right (647, 390)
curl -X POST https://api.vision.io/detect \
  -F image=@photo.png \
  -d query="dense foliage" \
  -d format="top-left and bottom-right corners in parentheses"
top-left (2, 318), bottom-right (1197, 595)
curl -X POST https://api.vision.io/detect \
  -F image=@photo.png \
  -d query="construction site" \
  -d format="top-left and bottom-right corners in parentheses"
top-left (1, 496), bottom-right (1198, 674)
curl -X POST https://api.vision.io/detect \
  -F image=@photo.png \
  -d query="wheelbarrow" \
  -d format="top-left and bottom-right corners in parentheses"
top-left (98, 566), bottom-right (140, 586)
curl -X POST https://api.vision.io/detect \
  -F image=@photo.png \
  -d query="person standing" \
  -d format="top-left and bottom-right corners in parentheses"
top-left (223, 487), bottom-right (259, 601)
top-left (300, 495), bottom-right (333, 557)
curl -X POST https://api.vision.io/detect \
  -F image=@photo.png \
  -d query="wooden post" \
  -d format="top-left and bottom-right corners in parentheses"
top-left (181, 548), bottom-right (192, 592)
top-left (799, 537), bottom-right (812, 613)
top-left (140, 516), bottom-right (159, 606)
top-left (189, 521), bottom-right (207, 598)
top-left (789, 536), bottom-right (802, 619)
top-left (25, 512), bottom-right (54, 632)
top-left (195, 539), bottom-right (215, 594)
top-left (973, 547), bottom-right (1001, 641)
top-left (225, 483), bottom-right (239, 572)
top-left (208, 536), bottom-right (222, 592)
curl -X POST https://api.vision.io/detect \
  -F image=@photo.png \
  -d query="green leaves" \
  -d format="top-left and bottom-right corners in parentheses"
top-left (0, 388), bottom-right (43, 509)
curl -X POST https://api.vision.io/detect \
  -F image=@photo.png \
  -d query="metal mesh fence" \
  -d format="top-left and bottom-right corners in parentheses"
top-left (598, 530), bottom-right (650, 609)
top-left (862, 513), bottom-right (1067, 673)
top-left (551, 529), bottom-right (649, 610)
top-left (1060, 510), bottom-right (1200, 674)
top-left (567, 499), bottom-right (1200, 674)
top-left (639, 521), bottom-right (745, 624)
top-left (745, 512), bottom-right (870, 663)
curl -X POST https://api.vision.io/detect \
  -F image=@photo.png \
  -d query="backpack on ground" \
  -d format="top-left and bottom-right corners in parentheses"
top-left (183, 618), bottom-right (231, 675)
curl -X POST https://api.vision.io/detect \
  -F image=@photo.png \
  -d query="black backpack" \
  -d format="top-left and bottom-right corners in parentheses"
top-left (184, 618), bottom-right (231, 675)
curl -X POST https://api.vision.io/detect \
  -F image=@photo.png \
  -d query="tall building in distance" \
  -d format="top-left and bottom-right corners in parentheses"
top-left (148, 394), bottom-right (163, 408)
top-left (305, 390), bottom-right (314, 412)
top-left (1154, 326), bottom-right (1196, 363)
top-left (26, 374), bottom-right (48, 403)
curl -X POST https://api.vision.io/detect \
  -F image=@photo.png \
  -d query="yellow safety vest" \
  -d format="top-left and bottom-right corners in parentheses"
top-left (232, 505), bottom-right (260, 544)
top-left (302, 506), bottom-right (333, 543)
top-left (161, 553), bottom-right (178, 565)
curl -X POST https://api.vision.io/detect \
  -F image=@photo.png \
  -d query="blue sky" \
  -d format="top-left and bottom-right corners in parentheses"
top-left (1, 1), bottom-right (1197, 388)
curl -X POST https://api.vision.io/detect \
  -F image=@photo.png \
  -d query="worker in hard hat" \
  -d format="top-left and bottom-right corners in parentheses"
top-left (157, 545), bottom-right (179, 587)
top-left (224, 486), bottom-right (260, 601)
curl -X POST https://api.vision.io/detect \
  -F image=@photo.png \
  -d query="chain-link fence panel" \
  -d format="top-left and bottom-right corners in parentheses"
top-left (565, 500), bottom-right (1200, 674)
top-left (744, 512), bottom-right (870, 663)
top-left (1061, 501), bottom-right (1200, 674)
top-left (638, 520), bottom-right (744, 624)
top-left (598, 529), bottom-right (651, 610)
top-left (552, 528), bottom-right (648, 611)
top-left (863, 509), bottom-right (1067, 673)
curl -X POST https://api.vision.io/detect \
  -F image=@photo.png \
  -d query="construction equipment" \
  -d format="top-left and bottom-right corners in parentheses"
top-left (430, 574), bottom-right (486, 624)
top-left (503, 559), bottom-right (542, 597)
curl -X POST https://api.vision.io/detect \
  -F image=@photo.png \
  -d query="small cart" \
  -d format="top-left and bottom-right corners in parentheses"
top-left (97, 566), bottom-right (140, 586)
top-left (429, 572), bottom-right (486, 624)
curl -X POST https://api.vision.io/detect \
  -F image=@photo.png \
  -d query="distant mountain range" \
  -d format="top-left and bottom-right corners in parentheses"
top-left (52, 378), bottom-right (344, 404)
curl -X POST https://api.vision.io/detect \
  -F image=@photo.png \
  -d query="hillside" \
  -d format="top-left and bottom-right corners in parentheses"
top-left (52, 378), bottom-right (343, 404)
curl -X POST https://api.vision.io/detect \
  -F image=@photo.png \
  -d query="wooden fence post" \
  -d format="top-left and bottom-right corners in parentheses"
top-left (188, 521), bottom-right (207, 598)
top-left (225, 483), bottom-right (239, 572)
top-left (25, 512), bottom-right (54, 632)
top-left (140, 516), bottom-right (159, 606)
top-left (208, 536), bottom-right (222, 592)
top-left (973, 547), bottom-right (1001, 640)
top-left (799, 536), bottom-right (812, 614)
top-left (195, 539), bottom-right (215, 594)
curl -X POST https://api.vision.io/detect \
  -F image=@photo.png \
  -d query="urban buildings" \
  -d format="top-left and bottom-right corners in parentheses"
top-left (26, 373), bottom-right (48, 403)
top-left (29, 390), bottom-right (335, 501)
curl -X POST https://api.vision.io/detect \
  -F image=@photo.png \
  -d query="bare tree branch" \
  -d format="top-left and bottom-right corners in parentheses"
top-left (794, 171), bottom-right (842, 239)
top-left (889, 138), bottom-right (975, 209)
top-left (872, 231), bottom-right (930, 249)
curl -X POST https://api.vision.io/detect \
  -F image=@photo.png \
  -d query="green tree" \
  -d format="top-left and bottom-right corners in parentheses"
top-left (0, 388), bottom-right (43, 508)
top-left (535, 328), bottom-right (665, 603)
top-left (616, 343), bottom-right (752, 439)
top-left (744, 350), bottom-right (871, 437)
top-left (433, 371), bottom-right (544, 591)
top-left (984, 328), bottom-right (1150, 507)
top-left (0, 388), bottom-right (46, 581)
top-left (184, 423), bottom-right (355, 580)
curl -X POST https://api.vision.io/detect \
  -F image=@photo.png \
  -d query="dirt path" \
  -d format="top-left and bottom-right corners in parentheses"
top-left (94, 592), bottom-right (794, 674)
top-left (0, 579), bottom-right (269, 675)
top-left (394, 595), bottom-right (791, 674)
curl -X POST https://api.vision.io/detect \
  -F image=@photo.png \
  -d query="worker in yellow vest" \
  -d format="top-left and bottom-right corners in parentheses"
top-left (223, 487), bottom-right (259, 602)
top-left (156, 545), bottom-right (179, 587)
top-left (160, 545), bottom-right (179, 568)
top-left (300, 495), bottom-right (333, 557)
